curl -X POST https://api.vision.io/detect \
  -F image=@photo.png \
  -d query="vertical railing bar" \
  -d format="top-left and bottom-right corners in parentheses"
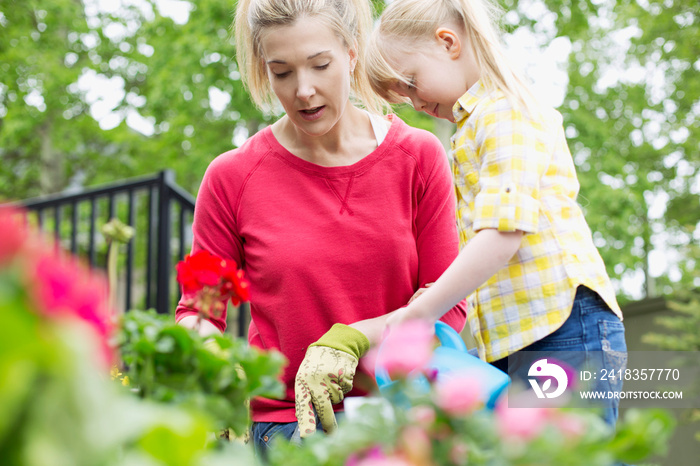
top-left (37, 208), bottom-right (44, 231)
top-left (126, 189), bottom-right (135, 312)
top-left (156, 171), bottom-right (173, 314)
top-left (89, 197), bottom-right (97, 266)
top-left (178, 203), bottom-right (187, 261)
top-left (146, 186), bottom-right (156, 309)
top-left (238, 302), bottom-right (249, 338)
top-left (54, 204), bottom-right (62, 250)
top-left (108, 193), bottom-right (116, 220)
top-left (70, 201), bottom-right (78, 254)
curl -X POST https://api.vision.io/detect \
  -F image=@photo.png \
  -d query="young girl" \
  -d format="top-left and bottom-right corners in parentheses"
top-left (367, 0), bottom-right (627, 426)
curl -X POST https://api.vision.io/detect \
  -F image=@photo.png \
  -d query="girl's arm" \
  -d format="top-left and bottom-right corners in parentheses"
top-left (387, 228), bottom-right (523, 327)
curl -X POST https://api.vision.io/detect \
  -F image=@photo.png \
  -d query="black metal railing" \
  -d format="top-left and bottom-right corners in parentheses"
top-left (19, 170), bottom-right (193, 315)
top-left (14, 170), bottom-right (249, 337)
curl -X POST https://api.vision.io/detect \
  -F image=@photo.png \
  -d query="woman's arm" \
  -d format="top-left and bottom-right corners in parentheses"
top-left (175, 157), bottom-right (245, 333)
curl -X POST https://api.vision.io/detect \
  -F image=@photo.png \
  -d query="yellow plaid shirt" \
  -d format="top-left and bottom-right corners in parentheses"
top-left (451, 80), bottom-right (622, 362)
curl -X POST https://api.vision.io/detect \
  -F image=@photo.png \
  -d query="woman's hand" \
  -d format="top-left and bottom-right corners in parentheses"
top-left (294, 324), bottom-right (370, 437)
top-left (409, 282), bottom-right (434, 304)
top-left (177, 315), bottom-right (222, 337)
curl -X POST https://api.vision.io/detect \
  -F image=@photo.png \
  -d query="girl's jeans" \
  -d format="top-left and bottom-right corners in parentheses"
top-left (490, 285), bottom-right (628, 428)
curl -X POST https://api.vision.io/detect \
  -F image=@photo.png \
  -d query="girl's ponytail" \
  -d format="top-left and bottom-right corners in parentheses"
top-left (454, 0), bottom-right (539, 116)
top-left (371, 0), bottom-right (540, 116)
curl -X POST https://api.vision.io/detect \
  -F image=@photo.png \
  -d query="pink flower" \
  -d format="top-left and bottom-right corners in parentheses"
top-left (346, 447), bottom-right (413, 466)
top-left (495, 400), bottom-right (549, 441)
top-left (0, 206), bottom-right (27, 266)
top-left (376, 320), bottom-right (434, 379)
top-left (449, 441), bottom-right (469, 465)
top-left (399, 425), bottom-right (433, 465)
top-left (408, 405), bottom-right (437, 427)
top-left (552, 413), bottom-right (585, 439)
top-left (31, 252), bottom-right (114, 365)
top-left (434, 374), bottom-right (483, 415)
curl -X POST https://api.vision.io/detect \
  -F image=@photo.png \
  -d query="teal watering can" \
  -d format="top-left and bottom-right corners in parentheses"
top-left (374, 321), bottom-right (510, 409)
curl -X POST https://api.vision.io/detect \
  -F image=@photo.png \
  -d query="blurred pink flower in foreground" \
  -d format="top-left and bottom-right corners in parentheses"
top-left (552, 412), bottom-right (585, 439)
top-left (346, 446), bottom-right (414, 466)
top-left (495, 399), bottom-right (549, 441)
top-left (434, 374), bottom-right (482, 415)
top-left (0, 207), bottom-right (27, 265)
top-left (376, 319), bottom-right (434, 379)
top-left (1, 207), bottom-right (114, 366)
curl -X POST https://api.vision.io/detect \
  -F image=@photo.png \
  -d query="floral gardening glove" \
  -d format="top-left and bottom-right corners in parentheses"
top-left (294, 324), bottom-right (370, 438)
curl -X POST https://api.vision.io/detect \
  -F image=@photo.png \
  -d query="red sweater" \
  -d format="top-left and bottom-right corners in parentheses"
top-left (176, 115), bottom-right (467, 422)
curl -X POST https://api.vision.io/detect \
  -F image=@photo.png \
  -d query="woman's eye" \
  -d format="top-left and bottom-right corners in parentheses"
top-left (315, 63), bottom-right (330, 70)
top-left (273, 71), bottom-right (291, 78)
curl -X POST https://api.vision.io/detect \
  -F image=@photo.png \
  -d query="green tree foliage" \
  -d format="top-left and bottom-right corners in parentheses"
top-left (89, 0), bottom-right (266, 192)
top-left (0, 0), bottom-right (127, 198)
top-left (528, 0), bottom-right (698, 300)
top-left (1, 0), bottom-right (697, 301)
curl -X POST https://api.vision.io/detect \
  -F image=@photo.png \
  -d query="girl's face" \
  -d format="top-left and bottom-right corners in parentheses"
top-left (261, 16), bottom-right (357, 137)
top-left (385, 30), bottom-right (479, 122)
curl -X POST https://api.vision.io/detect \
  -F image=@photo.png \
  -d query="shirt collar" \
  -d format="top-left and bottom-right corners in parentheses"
top-left (452, 79), bottom-right (488, 123)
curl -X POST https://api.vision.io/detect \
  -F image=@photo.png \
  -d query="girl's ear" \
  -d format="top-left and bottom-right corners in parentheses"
top-left (435, 27), bottom-right (462, 59)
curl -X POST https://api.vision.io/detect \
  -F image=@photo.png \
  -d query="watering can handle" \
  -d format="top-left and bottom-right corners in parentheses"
top-left (433, 321), bottom-right (468, 352)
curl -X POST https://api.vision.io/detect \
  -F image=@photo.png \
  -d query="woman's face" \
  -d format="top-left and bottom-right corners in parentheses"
top-left (261, 16), bottom-right (357, 137)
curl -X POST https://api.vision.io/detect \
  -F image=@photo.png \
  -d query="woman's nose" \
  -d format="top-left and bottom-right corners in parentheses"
top-left (296, 73), bottom-right (316, 101)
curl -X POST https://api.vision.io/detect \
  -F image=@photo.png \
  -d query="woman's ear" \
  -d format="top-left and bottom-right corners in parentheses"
top-left (348, 39), bottom-right (359, 73)
top-left (435, 27), bottom-right (462, 59)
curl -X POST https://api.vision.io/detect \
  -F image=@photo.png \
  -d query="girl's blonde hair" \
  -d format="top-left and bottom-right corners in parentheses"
top-left (234, 0), bottom-right (387, 114)
top-left (367, 0), bottom-right (538, 115)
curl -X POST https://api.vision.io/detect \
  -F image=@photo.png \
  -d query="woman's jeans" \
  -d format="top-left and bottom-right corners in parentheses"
top-left (251, 412), bottom-right (339, 460)
top-left (250, 421), bottom-right (299, 460)
top-left (490, 285), bottom-right (628, 428)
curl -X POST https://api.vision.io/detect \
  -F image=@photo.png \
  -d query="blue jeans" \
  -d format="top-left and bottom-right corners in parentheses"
top-left (250, 421), bottom-right (299, 461)
top-left (490, 286), bottom-right (628, 427)
top-left (251, 412), bottom-right (340, 460)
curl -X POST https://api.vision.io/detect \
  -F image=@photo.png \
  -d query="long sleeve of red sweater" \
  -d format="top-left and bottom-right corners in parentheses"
top-left (176, 115), bottom-right (467, 421)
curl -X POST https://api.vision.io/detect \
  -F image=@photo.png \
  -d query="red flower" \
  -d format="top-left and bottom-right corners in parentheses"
top-left (176, 250), bottom-right (225, 294)
top-left (176, 250), bottom-right (250, 318)
top-left (219, 261), bottom-right (250, 306)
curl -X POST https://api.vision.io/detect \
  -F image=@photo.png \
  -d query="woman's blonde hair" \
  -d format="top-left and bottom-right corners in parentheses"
top-left (367, 0), bottom-right (538, 115)
top-left (234, 0), bottom-right (387, 114)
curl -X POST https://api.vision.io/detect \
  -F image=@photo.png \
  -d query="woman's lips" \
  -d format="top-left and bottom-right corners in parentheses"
top-left (298, 105), bottom-right (325, 121)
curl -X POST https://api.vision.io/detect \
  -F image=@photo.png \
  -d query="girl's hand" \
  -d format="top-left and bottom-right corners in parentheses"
top-left (408, 282), bottom-right (434, 304)
top-left (385, 304), bottom-right (435, 334)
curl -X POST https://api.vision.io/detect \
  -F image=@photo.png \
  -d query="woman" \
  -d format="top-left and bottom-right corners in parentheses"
top-left (176, 0), bottom-right (467, 455)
